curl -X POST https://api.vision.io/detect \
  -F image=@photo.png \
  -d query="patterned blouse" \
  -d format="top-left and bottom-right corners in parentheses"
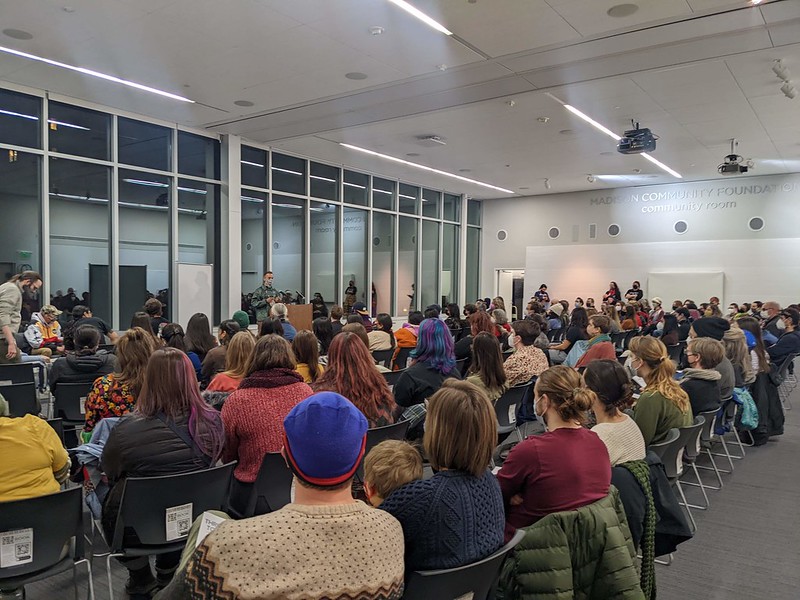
top-left (83, 373), bottom-right (136, 433)
top-left (503, 344), bottom-right (549, 387)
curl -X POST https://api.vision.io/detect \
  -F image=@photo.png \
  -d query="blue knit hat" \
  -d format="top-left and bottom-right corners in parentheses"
top-left (283, 392), bottom-right (368, 487)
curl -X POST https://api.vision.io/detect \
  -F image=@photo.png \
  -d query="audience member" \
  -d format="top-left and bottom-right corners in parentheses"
top-left (64, 304), bottom-right (118, 350)
top-left (200, 319), bottom-right (240, 385)
top-left (583, 360), bottom-right (646, 466)
top-left (100, 348), bottom-right (224, 595)
top-left (231, 309), bottom-right (251, 332)
top-left (546, 303), bottom-right (564, 331)
top-left (185, 313), bottom-right (217, 364)
top-left (492, 308), bottom-right (512, 336)
top-left (258, 317), bottom-right (285, 338)
top-left (394, 310), bottom-right (423, 360)
top-left (368, 313), bottom-right (396, 351)
top-left (144, 298), bottom-right (169, 337)
top-left (674, 307), bottom-right (692, 341)
top-left (205, 331), bottom-right (256, 394)
top-left (466, 332), bottom-right (508, 402)
top-left (363, 440), bottom-right (423, 507)
top-left (444, 303), bottom-right (467, 340)
top-left (454, 310), bottom-right (494, 360)
top-left (737, 316), bottom-right (770, 376)
top-left (575, 314), bottom-right (616, 369)
top-left (766, 308), bottom-right (800, 368)
top-left (659, 313), bottom-right (680, 346)
top-left (628, 337), bottom-right (692, 445)
top-left (463, 303), bottom-right (478, 318)
top-left (723, 327), bottom-right (754, 387)
top-left (621, 305), bottom-right (638, 331)
top-left (602, 281), bottom-right (622, 304)
top-left (504, 319), bottom-right (548, 386)
top-left (761, 301), bottom-right (782, 341)
top-left (527, 313), bottom-right (551, 350)
top-left (381, 380), bottom-right (504, 570)
top-left (313, 316), bottom-right (334, 356)
top-left (681, 336), bottom-right (724, 415)
top-left (0, 271), bottom-right (42, 363)
top-left (394, 318), bottom-right (462, 410)
top-left (84, 327), bottom-right (156, 433)
top-left (602, 302), bottom-right (622, 334)
top-left (312, 332), bottom-right (396, 427)
top-left (624, 281), bottom-right (643, 302)
top-left (24, 303), bottom-right (64, 358)
top-left (548, 306), bottom-right (589, 364)
top-left (161, 323), bottom-right (202, 377)
top-left (130, 311), bottom-right (161, 347)
top-left (222, 335), bottom-right (313, 513)
top-left (270, 303), bottom-right (297, 341)
top-left (329, 305), bottom-right (345, 336)
top-left (352, 302), bottom-right (374, 332)
top-left (49, 324), bottom-right (117, 393)
top-left (690, 317), bottom-right (735, 399)
top-left (161, 393), bottom-right (405, 600)
top-left (292, 330), bottom-right (325, 383)
top-left (497, 365), bottom-right (610, 542)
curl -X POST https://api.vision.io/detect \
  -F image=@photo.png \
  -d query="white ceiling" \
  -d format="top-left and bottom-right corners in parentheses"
top-left (1, 0), bottom-right (799, 198)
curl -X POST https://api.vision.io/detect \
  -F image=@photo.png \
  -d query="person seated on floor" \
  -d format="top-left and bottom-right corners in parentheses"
top-left (222, 335), bottom-right (313, 515)
top-left (84, 327), bottom-right (156, 434)
top-left (368, 313), bottom-right (396, 352)
top-left (548, 306), bottom-right (589, 364)
top-left (497, 365), bottom-right (611, 542)
top-left (575, 314), bottom-right (616, 369)
top-left (160, 323), bottom-right (202, 378)
top-left (270, 302), bottom-right (297, 342)
top-left (628, 337), bottom-right (692, 446)
top-left (100, 348), bottom-right (224, 596)
top-left (159, 392), bottom-right (405, 600)
top-left (363, 440), bottom-right (424, 507)
top-left (504, 319), bottom-right (549, 387)
top-left (766, 308), bottom-right (800, 369)
top-left (49, 324), bottom-right (117, 393)
top-left (205, 331), bottom-right (256, 397)
top-left (200, 319), bottom-right (240, 387)
top-left (583, 360), bottom-right (646, 466)
top-left (380, 380), bottom-right (504, 571)
top-left (312, 332), bottom-right (396, 428)
top-left (681, 337), bottom-right (724, 415)
top-left (64, 304), bottom-right (118, 351)
top-left (465, 331), bottom-right (508, 403)
top-left (689, 317), bottom-right (735, 400)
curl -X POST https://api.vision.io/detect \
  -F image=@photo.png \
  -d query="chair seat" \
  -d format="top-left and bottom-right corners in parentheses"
top-left (497, 424), bottom-right (517, 435)
top-left (0, 556), bottom-right (77, 588)
top-left (114, 542), bottom-right (188, 558)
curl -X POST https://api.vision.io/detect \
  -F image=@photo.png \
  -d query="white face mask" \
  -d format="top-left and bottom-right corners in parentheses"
top-left (534, 396), bottom-right (548, 429)
top-left (656, 321), bottom-right (664, 331)
top-left (507, 332), bottom-right (517, 347)
top-left (728, 307), bottom-right (736, 315)
top-left (777, 318), bottom-right (787, 331)
top-left (761, 310), bottom-right (769, 319)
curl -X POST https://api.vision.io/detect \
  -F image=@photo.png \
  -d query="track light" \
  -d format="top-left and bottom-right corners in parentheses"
top-left (773, 60), bottom-right (791, 82)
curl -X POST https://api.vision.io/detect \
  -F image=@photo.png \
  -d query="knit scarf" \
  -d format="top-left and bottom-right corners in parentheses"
top-left (621, 459), bottom-right (656, 600)
top-left (586, 333), bottom-right (612, 349)
top-left (681, 368), bottom-right (721, 382)
top-left (238, 368), bottom-right (303, 390)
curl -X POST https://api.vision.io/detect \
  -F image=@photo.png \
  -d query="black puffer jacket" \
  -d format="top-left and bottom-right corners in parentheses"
top-left (49, 352), bottom-right (117, 392)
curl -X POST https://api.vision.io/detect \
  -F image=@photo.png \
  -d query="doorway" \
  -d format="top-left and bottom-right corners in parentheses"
top-left (495, 268), bottom-right (525, 320)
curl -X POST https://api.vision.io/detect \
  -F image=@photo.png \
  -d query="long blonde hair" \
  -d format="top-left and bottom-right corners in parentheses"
top-left (223, 331), bottom-right (256, 379)
top-left (602, 302), bottom-right (621, 326)
top-left (629, 336), bottom-right (690, 413)
top-left (723, 328), bottom-right (753, 384)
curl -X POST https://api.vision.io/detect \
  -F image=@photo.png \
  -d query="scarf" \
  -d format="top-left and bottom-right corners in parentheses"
top-left (680, 368), bottom-right (721, 382)
top-left (585, 333), bottom-right (612, 349)
top-left (401, 322), bottom-right (419, 335)
top-left (238, 367), bottom-right (303, 390)
top-left (621, 459), bottom-right (656, 600)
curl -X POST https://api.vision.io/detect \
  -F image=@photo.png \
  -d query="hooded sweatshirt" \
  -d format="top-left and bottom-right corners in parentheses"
top-left (49, 352), bottom-right (117, 393)
top-left (680, 368), bottom-right (721, 415)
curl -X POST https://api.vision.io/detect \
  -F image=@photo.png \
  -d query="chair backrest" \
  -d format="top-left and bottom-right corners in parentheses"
top-left (356, 420), bottom-right (412, 480)
top-left (1, 382), bottom-right (38, 417)
top-left (455, 357), bottom-right (468, 377)
top-left (54, 381), bottom-right (94, 422)
top-left (47, 418), bottom-right (66, 446)
top-left (646, 428), bottom-right (680, 463)
top-left (0, 487), bottom-right (83, 579)
top-left (372, 349), bottom-right (394, 369)
top-left (0, 363), bottom-right (36, 386)
top-left (680, 415), bottom-right (706, 461)
top-left (775, 353), bottom-right (799, 379)
top-left (112, 462), bottom-right (236, 550)
top-left (666, 341), bottom-right (686, 364)
top-left (611, 332), bottom-right (626, 352)
top-left (495, 381), bottom-right (534, 429)
top-left (393, 347), bottom-right (413, 370)
top-left (403, 529), bottom-right (526, 600)
top-left (97, 343), bottom-right (116, 354)
top-left (245, 453), bottom-right (294, 518)
top-left (648, 428), bottom-right (685, 479)
top-left (623, 329), bottom-right (638, 350)
top-left (382, 369), bottom-right (406, 389)
top-left (697, 409), bottom-right (718, 443)
top-left (502, 349), bottom-right (514, 362)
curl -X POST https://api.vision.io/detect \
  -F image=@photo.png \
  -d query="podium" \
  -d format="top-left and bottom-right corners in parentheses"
top-left (286, 304), bottom-right (313, 332)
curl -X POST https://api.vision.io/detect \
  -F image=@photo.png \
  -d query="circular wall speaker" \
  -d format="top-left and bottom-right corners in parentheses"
top-left (272, 241), bottom-right (281, 250)
top-left (548, 227), bottom-right (560, 239)
top-left (748, 216), bottom-right (764, 232)
top-left (608, 223), bottom-right (620, 237)
top-left (497, 229), bottom-right (508, 241)
top-left (373, 236), bottom-right (381, 246)
top-left (674, 220), bottom-right (688, 234)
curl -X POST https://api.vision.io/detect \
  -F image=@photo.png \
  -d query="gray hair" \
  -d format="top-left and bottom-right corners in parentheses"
top-left (270, 303), bottom-right (288, 319)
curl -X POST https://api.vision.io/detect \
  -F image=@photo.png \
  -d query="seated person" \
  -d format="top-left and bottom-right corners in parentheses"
top-left (329, 305), bottom-right (345, 336)
top-left (454, 311), bottom-right (495, 361)
top-left (144, 298), bottom-right (170, 337)
top-left (497, 365), bottom-right (610, 542)
top-left (206, 331), bottom-right (256, 393)
top-left (64, 304), bottom-right (118, 350)
top-left (393, 310), bottom-right (423, 367)
top-left (548, 307), bottom-right (589, 364)
top-left (674, 308), bottom-right (692, 341)
top-left (292, 330), bottom-right (326, 384)
top-left (575, 314), bottom-right (617, 369)
top-left (504, 320), bottom-right (549, 387)
top-left (231, 310), bottom-right (252, 333)
top-left (49, 325), bottom-right (117, 393)
top-left (200, 319), bottom-right (240, 386)
top-left (380, 380), bottom-right (505, 570)
top-left (583, 360), bottom-right (646, 466)
top-left (352, 302), bottom-right (374, 332)
top-left (363, 440), bottom-right (424, 507)
top-left (689, 317), bottom-right (735, 400)
top-left (766, 308), bottom-right (800, 369)
top-left (681, 337), bottom-right (724, 415)
top-left (24, 304), bottom-right (64, 357)
top-left (161, 324), bottom-right (202, 378)
top-left (466, 332), bottom-right (508, 402)
top-left (270, 303), bottom-right (297, 342)
top-left (659, 313), bottom-right (680, 346)
top-left (723, 328), bottom-right (755, 387)
top-left (160, 393), bottom-right (405, 600)
top-left (368, 313), bottom-right (396, 351)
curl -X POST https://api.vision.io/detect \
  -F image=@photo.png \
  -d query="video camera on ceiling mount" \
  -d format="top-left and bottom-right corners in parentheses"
top-left (616, 120), bottom-right (658, 154)
top-left (718, 138), bottom-right (754, 175)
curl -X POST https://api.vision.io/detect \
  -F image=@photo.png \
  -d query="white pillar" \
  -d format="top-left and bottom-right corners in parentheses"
top-left (220, 135), bottom-right (242, 319)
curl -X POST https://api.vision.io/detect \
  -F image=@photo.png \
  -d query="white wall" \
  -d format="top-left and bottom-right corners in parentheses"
top-left (482, 173), bottom-right (800, 307)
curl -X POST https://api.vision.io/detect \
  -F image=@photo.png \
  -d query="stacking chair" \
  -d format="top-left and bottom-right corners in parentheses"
top-left (502, 349), bottom-right (514, 362)
top-left (53, 381), bottom-right (94, 447)
top-left (713, 399), bottom-right (746, 460)
top-left (648, 428), bottom-right (697, 532)
top-left (666, 341), bottom-right (686, 365)
top-left (1, 382), bottom-right (38, 417)
top-left (403, 529), bottom-right (525, 600)
top-left (774, 354), bottom-right (798, 411)
top-left (47, 418), bottom-right (66, 447)
top-left (494, 380), bottom-right (534, 443)
top-left (611, 332), bottom-right (627, 355)
top-left (371, 349), bottom-right (394, 369)
top-left (102, 462), bottom-right (236, 600)
top-left (0, 362), bottom-right (36, 386)
top-left (393, 347), bottom-right (413, 371)
top-left (356, 420), bottom-right (412, 481)
top-left (622, 329), bottom-right (638, 351)
top-left (233, 453), bottom-right (293, 519)
top-left (0, 487), bottom-right (95, 600)
top-left (455, 357), bottom-right (468, 376)
top-left (382, 369), bottom-right (406, 389)
top-left (675, 416), bottom-right (710, 511)
top-left (692, 409), bottom-right (725, 490)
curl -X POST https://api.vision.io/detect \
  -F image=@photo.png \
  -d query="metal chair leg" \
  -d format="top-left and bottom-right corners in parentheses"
top-left (710, 435), bottom-right (735, 473)
top-left (680, 463), bottom-right (710, 510)
top-left (655, 553), bottom-right (674, 566)
top-left (674, 480), bottom-right (696, 532)
top-left (695, 448), bottom-right (724, 489)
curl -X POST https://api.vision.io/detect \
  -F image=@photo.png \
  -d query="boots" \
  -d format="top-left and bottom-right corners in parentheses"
top-left (124, 563), bottom-right (157, 596)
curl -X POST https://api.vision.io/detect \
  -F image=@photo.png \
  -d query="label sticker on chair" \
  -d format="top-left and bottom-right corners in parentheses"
top-left (0, 528), bottom-right (33, 568)
top-left (195, 512), bottom-right (226, 549)
top-left (508, 404), bottom-right (517, 424)
top-left (0, 380), bottom-right (12, 386)
top-left (80, 397), bottom-right (87, 415)
top-left (165, 503), bottom-right (193, 541)
top-left (676, 448), bottom-right (685, 476)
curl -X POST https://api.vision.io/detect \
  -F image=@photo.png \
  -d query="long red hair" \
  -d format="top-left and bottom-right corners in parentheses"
top-left (311, 332), bottom-right (396, 425)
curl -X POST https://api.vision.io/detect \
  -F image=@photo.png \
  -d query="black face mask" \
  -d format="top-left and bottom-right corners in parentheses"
top-left (633, 285), bottom-right (639, 289)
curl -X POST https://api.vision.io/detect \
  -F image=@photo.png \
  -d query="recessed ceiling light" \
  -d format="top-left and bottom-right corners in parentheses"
top-left (62, 6), bottom-right (76, 13)
top-left (0, 44), bottom-right (194, 102)
top-left (519, 186), bottom-right (530, 190)
top-left (606, 4), bottom-right (639, 18)
top-left (406, 152), bottom-right (420, 157)
top-left (340, 143), bottom-right (514, 194)
top-left (459, 169), bottom-right (472, 173)
top-left (234, 100), bottom-right (254, 107)
top-left (2, 29), bottom-right (33, 40)
top-left (345, 72), bottom-right (368, 80)
top-left (385, 0), bottom-right (452, 35)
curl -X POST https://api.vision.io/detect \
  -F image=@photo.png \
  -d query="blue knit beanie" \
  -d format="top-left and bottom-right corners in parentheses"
top-left (283, 392), bottom-right (368, 487)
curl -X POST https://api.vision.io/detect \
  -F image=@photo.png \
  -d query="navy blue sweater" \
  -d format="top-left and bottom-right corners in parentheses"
top-left (379, 469), bottom-right (505, 571)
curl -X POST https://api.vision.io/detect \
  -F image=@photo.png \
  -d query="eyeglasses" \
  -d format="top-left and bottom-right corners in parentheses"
top-left (686, 352), bottom-right (698, 357)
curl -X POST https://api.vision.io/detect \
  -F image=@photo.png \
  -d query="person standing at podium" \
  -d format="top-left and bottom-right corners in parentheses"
top-left (251, 271), bottom-right (279, 324)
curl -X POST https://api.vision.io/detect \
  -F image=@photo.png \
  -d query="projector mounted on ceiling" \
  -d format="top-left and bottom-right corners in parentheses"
top-left (617, 121), bottom-right (657, 154)
top-left (718, 138), bottom-right (754, 175)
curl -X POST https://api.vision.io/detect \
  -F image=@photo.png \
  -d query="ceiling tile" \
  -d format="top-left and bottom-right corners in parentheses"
top-left (549, 0), bottom-right (693, 37)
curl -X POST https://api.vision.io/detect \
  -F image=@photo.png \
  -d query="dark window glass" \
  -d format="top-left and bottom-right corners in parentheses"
top-left (467, 198), bottom-right (482, 226)
top-left (310, 162), bottom-right (340, 201)
top-left (241, 190), bottom-right (267, 301)
top-left (0, 88), bottom-right (41, 149)
top-left (343, 170), bottom-right (369, 206)
top-left (271, 195), bottom-right (306, 299)
top-left (373, 177), bottom-right (395, 211)
top-left (399, 184), bottom-right (419, 215)
top-left (178, 131), bottom-right (220, 179)
top-left (48, 102), bottom-right (110, 160)
top-left (118, 117), bottom-right (171, 171)
top-left (241, 146), bottom-right (268, 188)
top-left (443, 193), bottom-right (460, 222)
top-left (272, 153), bottom-right (306, 195)
top-left (422, 189), bottom-right (441, 218)
top-left (310, 201), bottom-right (338, 305)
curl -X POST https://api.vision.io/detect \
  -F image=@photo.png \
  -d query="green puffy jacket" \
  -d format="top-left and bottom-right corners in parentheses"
top-left (498, 486), bottom-right (645, 600)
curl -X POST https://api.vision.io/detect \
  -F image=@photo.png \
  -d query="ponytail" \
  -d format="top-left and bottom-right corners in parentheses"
top-left (630, 336), bottom-right (690, 413)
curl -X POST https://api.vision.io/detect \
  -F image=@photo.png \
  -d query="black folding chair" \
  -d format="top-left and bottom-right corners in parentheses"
top-left (382, 369), bottom-right (406, 389)
top-left (666, 342), bottom-right (686, 365)
top-left (693, 409), bottom-right (725, 490)
top-left (233, 453), bottom-right (293, 519)
top-left (371, 349), bottom-right (394, 369)
top-left (403, 529), bottom-right (525, 600)
top-left (0, 363), bottom-right (36, 386)
top-left (611, 332), bottom-right (626, 355)
top-left (648, 427), bottom-right (697, 532)
top-left (0, 487), bottom-right (95, 600)
top-left (678, 415), bottom-right (711, 513)
top-left (103, 462), bottom-right (236, 600)
top-left (47, 418), bottom-right (66, 446)
top-left (1, 382), bottom-right (38, 417)
top-left (494, 381), bottom-right (534, 443)
top-left (455, 358), bottom-right (468, 377)
top-left (356, 420), bottom-right (412, 480)
top-left (393, 347), bottom-right (412, 371)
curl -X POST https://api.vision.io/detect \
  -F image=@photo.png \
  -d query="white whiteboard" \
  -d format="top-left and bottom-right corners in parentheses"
top-left (176, 263), bottom-right (214, 329)
top-left (647, 271), bottom-right (724, 307)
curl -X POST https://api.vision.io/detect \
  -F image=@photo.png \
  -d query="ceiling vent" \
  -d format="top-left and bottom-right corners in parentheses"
top-left (416, 135), bottom-right (447, 147)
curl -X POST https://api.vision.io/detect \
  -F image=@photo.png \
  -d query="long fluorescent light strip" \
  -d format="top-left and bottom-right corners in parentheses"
top-left (340, 143), bottom-right (514, 194)
top-left (241, 160), bottom-right (264, 168)
top-left (271, 166), bottom-right (303, 176)
top-left (0, 45), bottom-right (194, 103)
top-left (563, 103), bottom-right (681, 179)
top-left (0, 108), bottom-right (90, 130)
top-left (385, 0), bottom-right (452, 35)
